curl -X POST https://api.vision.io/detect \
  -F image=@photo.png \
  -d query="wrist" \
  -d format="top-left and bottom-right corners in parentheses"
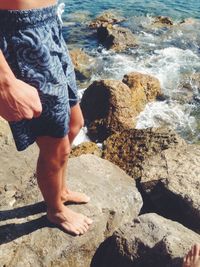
top-left (0, 72), bottom-right (16, 91)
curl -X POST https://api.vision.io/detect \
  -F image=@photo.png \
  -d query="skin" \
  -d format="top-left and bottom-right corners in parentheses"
top-left (183, 244), bottom-right (200, 267)
top-left (0, 0), bottom-right (92, 235)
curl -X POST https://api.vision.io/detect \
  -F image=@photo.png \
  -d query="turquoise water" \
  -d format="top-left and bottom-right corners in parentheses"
top-left (59, 0), bottom-right (200, 143)
top-left (62, 0), bottom-right (200, 20)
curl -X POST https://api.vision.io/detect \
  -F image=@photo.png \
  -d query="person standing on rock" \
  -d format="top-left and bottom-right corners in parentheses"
top-left (0, 0), bottom-right (92, 235)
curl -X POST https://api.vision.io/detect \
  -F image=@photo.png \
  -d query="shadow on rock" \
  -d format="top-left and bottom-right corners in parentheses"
top-left (0, 201), bottom-right (53, 245)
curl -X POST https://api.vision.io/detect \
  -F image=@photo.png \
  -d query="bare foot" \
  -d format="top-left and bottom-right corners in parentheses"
top-left (47, 205), bottom-right (93, 235)
top-left (61, 189), bottom-right (90, 204)
top-left (183, 244), bottom-right (200, 267)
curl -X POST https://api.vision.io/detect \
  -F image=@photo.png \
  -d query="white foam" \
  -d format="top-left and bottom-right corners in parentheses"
top-left (72, 127), bottom-right (90, 146)
top-left (136, 101), bottom-right (197, 138)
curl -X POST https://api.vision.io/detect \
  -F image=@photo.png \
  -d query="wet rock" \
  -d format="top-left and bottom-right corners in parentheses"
top-left (80, 80), bottom-right (136, 142)
top-left (0, 153), bottom-right (143, 267)
top-left (70, 141), bottom-right (102, 157)
top-left (140, 142), bottom-right (200, 232)
top-left (89, 11), bottom-right (124, 28)
top-left (180, 18), bottom-right (196, 25)
top-left (97, 25), bottom-right (138, 51)
top-left (122, 72), bottom-right (161, 112)
top-left (69, 48), bottom-right (95, 84)
top-left (102, 127), bottom-right (184, 179)
top-left (153, 16), bottom-right (174, 26)
top-left (92, 213), bottom-right (200, 267)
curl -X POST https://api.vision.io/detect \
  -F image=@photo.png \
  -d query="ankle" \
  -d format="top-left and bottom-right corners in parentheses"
top-left (47, 203), bottom-right (64, 214)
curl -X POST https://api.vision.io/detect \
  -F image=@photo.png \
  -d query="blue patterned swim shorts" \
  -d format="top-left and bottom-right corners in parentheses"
top-left (0, 5), bottom-right (79, 151)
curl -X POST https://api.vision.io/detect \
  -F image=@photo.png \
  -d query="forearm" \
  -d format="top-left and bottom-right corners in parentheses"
top-left (0, 50), bottom-right (15, 90)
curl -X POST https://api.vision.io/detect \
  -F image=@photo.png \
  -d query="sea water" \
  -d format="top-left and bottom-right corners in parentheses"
top-left (59, 0), bottom-right (200, 144)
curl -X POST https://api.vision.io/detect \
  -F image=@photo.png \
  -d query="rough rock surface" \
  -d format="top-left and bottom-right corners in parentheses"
top-left (122, 72), bottom-right (161, 112)
top-left (91, 213), bottom-right (200, 267)
top-left (152, 16), bottom-right (174, 26)
top-left (81, 80), bottom-right (136, 142)
top-left (69, 49), bottom-right (95, 86)
top-left (89, 11), bottom-right (124, 28)
top-left (0, 150), bottom-right (142, 267)
top-left (103, 127), bottom-right (184, 179)
top-left (97, 25), bottom-right (138, 51)
top-left (70, 141), bottom-right (102, 158)
top-left (140, 143), bottom-right (200, 232)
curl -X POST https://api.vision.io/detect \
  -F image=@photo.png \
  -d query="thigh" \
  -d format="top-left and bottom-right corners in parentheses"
top-left (69, 103), bottom-right (84, 129)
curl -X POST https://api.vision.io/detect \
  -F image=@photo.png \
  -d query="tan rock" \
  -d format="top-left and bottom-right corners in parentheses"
top-left (80, 80), bottom-right (136, 142)
top-left (153, 16), bottom-right (174, 26)
top-left (97, 25), bottom-right (138, 52)
top-left (0, 117), bottom-right (13, 146)
top-left (122, 72), bottom-right (161, 112)
top-left (89, 11), bottom-right (124, 29)
top-left (70, 141), bottom-right (102, 158)
top-left (69, 49), bottom-right (95, 83)
top-left (140, 143), bottom-right (200, 232)
top-left (0, 154), bottom-right (143, 267)
top-left (102, 127), bottom-right (184, 179)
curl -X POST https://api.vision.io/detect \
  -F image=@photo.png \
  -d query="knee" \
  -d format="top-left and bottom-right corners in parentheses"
top-left (38, 140), bottom-right (71, 169)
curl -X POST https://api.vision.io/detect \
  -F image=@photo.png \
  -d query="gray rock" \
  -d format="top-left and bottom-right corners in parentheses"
top-left (91, 213), bottom-right (200, 267)
top-left (0, 154), bottom-right (142, 267)
top-left (140, 144), bottom-right (200, 232)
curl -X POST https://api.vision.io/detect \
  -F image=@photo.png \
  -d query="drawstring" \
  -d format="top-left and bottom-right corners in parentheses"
top-left (57, 2), bottom-right (65, 25)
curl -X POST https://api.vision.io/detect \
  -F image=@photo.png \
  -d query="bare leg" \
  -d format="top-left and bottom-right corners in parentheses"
top-left (183, 244), bottom-right (200, 267)
top-left (61, 103), bottom-right (90, 204)
top-left (36, 135), bottom-right (92, 235)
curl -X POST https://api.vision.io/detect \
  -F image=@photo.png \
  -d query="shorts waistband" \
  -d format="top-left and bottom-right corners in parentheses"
top-left (0, 5), bottom-right (59, 32)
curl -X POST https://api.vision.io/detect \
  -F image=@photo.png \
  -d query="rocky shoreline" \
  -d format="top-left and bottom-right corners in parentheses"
top-left (0, 11), bottom-right (200, 267)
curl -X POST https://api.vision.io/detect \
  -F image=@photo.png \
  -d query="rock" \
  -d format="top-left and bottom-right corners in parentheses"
top-left (140, 143), bottom-right (200, 232)
top-left (0, 154), bottom-right (143, 267)
top-left (80, 80), bottom-right (136, 142)
top-left (91, 213), bottom-right (200, 267)
top-left (89, 11), bottom-right (124, 28)
top-left (97, 25), bottom-right (138, 51)
top-left (153, 16), bottom-right (174, 26)
top-left (180, 18), bottom-right (196, 26)
top-left (70, 141), bottom-right (102, 157)
top-left (122, 72), bottom-right (161, 112)
top-left (0, 117), bottom-right (13, 146)
top-left (0, 138), bottom-right (38, 208)
top-left (102, 127), bottom-right (185, 179)
top-left (69, 49), bottom-right (96, 85)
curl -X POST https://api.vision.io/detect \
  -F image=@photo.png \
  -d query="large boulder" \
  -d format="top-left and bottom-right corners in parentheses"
top-left (122, 72), bottom-right (161, 112)
top-left (0, 153), bottom-right (143, 267)
top-left (97, 25), bottom-right (138, 52)
top-left (140, 143), bottom-right (200, 232)
top-left (81, 80), bottom-right (136, 142)
top-left (103, 127), bottom-right (184, 179)
top-left (91, 213), bottom-right (200, 267)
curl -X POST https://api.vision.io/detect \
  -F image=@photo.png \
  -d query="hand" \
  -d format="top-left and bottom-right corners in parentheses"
top-left (0, 77), bottom-right (42, 122)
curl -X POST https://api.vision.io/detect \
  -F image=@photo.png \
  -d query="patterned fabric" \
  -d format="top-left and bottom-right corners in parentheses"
top-left (0, 5), bottom-right (79, 151)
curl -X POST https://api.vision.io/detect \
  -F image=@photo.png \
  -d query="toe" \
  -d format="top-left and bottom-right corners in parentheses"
top-left (84, 217), bottom-right (93, 225)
